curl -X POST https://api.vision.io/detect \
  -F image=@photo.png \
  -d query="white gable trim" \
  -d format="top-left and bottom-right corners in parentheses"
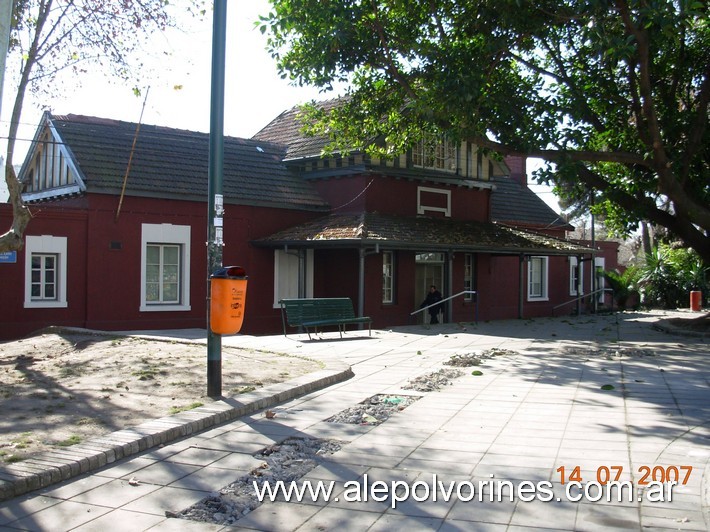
top-left (20, 113), bottom-right (87, 202)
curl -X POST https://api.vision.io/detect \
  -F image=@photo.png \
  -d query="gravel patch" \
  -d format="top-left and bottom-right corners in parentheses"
top-left (402, 368), bottom-right (464, 392)
top-left (562, 346), bottom-right (658, 359)
top-left (175, 365), bottom-right (475, 524)
top-left (175, 437), bottom-right (343, 525)
top-left (598, 347), bottom-right (657, 358)
top-left (325, 394), bottom-right (419, 425)
top-left (443, 348), bottom-right (519, 367)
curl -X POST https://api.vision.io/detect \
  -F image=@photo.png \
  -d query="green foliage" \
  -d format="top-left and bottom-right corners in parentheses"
top-left (638, 245), bottom-right (709, 308)
top-left (169, 401), bottom-right (204, 415)
top-left (604, 266), bottom-right (641, 310)
top-left (55, 435), bottom-right (82, 447)
top-left (261, 0), bottom-right (710, 262)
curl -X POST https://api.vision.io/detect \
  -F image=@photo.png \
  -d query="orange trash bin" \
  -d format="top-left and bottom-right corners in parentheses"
top-left (210, 266), bottom-right (248, 334)
top-left (690, 291), bottom-right (702, 312)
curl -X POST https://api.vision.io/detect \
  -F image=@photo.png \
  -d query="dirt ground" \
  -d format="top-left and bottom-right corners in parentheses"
top-left (0, 329), bottom-right (322, 464)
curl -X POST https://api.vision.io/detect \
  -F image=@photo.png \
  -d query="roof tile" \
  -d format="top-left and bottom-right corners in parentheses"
top-left (51, 114), bottom-right (329, 210)
top-left (256, 212), bottom-right (592, 255)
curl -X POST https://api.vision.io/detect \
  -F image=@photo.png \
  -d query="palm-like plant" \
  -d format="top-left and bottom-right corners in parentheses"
top-left (604, 266), bottom-right (640, 310)
top-left (638, 245), bottom-right (708, 308)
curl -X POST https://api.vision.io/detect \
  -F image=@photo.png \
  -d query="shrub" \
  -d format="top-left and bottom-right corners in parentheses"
top-left (638, 245), bottom-right (708, 308)
top-left (604, 266), bottom-right (640, 310)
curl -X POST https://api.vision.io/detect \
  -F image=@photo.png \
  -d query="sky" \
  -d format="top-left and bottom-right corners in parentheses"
top-left (0, 0), bottom-right (560, 210)
top-left (3, 1), bottom-right (327, 152)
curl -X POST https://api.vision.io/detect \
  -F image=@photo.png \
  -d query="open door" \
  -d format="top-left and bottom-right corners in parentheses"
top-left (415, 253), bottom-right (445, 324)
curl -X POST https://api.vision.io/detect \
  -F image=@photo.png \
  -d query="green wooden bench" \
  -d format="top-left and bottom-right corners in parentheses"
top-left (279, 298), bottom-right (372, 339)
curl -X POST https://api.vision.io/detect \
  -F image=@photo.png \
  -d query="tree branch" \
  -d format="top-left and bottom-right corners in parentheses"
top-left (516, 42), bottom-right (608, 133)
top-left (615, 1), bottom-right (671, 176)
top-left (681, 64), bottom-right (710, 182)
top-left (577, 165), bottom-right (709, 263)
top-left (368, 0), bottom-right (417, 101)
top-left (428, 0), bottom-right (447, 43)
top-left (469, 135), bottom-right (648, 167)
top-left (614, 1), bottom-right (710, 231)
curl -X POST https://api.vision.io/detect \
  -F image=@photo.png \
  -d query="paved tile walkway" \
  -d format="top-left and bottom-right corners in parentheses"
top-left (0, 310), bottom-right (708, 531)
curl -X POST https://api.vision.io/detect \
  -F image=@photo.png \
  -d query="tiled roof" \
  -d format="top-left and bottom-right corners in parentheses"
top-left (49, 114), bottom-right (329, 210)
top-left (255, 212), bottom-right (593, 255)
top-left (253, 99), bottom-right (342, 160)
top-left (490, 176), bottom-right (572, 230)
top-left (255, 103), bottom-right (561, 231)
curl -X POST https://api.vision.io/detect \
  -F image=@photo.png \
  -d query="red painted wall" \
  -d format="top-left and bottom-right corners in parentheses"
top-left (1, 178), bottom-right (616, 340)
top-left (0, 203), bottom-right (89, 338)
top-left (505, 155), bottom-right (527, 186)
top-left (312, 175), bottom-right (490, 222)
top-left (0, 196), bottom-right (323, 340)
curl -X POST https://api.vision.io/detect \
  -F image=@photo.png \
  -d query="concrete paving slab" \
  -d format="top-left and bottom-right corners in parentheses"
top-left (0, 310), bottom-right (707, 531)
top-left (7, 499), bottom-right (114, 530)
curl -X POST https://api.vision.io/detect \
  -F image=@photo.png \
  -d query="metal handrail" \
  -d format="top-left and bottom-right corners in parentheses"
top-left (552, 288), bottom-right (615, 316)
top-left (411, 290), bottom-right (478, 324)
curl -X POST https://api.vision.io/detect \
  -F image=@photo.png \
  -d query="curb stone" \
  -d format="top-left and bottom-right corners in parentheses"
top-left (0, 364), bottom-right (353, 502)
top-left (651, 319), bottom-right (710, 339)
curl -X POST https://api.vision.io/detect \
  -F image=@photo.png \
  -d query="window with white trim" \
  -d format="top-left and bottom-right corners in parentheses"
top-left (594, 257), bottom-right (606, 303)
top-left (140, 224), bottom-right (191, 312)
top-left (273, 249), bottom-right (313, 307)
top-left (24, 235), bottom-right (68, 308)
top-left (382, 251), bottom-right (394, 303)
top-left (569, 257), bottom-right (583, 296)
top-left (412, 135), bottom-right (457, 172)
top-left (145, 244), bottom-right (180, 304)
top-left (31, 254), bottom-right (58, 300)
top-left (464, 253), bottom-right (474, 301)
top-left (528, 256), bottom-right (549, 301)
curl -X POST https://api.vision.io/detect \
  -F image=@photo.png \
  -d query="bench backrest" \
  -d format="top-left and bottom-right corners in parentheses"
top-left (279, 298), bottom-right (356, 326)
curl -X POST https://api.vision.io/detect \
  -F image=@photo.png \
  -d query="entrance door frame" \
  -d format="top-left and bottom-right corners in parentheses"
top-left (415, 252), bottom-right (446, 324)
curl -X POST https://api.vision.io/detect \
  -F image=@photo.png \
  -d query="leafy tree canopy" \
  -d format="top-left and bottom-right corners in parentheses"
top-left (259, 0), bottom-right (710, 263)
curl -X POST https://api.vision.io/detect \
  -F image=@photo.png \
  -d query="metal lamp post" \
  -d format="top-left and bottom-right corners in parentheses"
top-left (207, 0), bottom-right (227, 398)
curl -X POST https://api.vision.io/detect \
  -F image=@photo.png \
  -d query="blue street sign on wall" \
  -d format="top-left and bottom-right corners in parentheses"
top-left (0, 251), bottom-right (17, 263)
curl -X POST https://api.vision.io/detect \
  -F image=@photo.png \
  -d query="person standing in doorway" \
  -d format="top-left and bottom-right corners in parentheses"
top-left (421, 285), bottom-right (443, 324)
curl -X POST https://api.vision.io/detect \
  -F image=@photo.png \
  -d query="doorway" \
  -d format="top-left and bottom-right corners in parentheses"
top-left (415, 252), bottom-right (445, 323)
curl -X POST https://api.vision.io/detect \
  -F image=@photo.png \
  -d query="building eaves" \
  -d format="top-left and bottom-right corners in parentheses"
top-left (298, 164), bottom-right (495, 190)
top-left (254, 212), bottom-right (593, 256)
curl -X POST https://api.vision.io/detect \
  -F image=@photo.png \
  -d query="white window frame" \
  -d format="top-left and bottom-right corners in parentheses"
top-left (594, 257), bottom-right (606, 303)
top-left (140, 223), bottom-right (191, 312)
top-left (412, 135), bottom-right (457, 172)
top-left (145, 243), bottom-right (181, 305)
top-left (24, 235), bottom-right (68, 308)
top-left (528, 256), bottom-right (549, 301)
top-left (464, 253), bottom-right (474, 301)
top-left (417, 186), bottom-right (451, 217)
top-left (569, 257), bottom-right (584, 296)
top-left (273, 249), bottom-right (314, 307)
top-left (382, 251), bottom-right (394, 304)
top-left (31, 253), bottom-right (58, 300)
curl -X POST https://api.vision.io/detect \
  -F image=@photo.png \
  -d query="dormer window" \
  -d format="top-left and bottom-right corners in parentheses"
top-left (412, 135), bottom-right (457, 172)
